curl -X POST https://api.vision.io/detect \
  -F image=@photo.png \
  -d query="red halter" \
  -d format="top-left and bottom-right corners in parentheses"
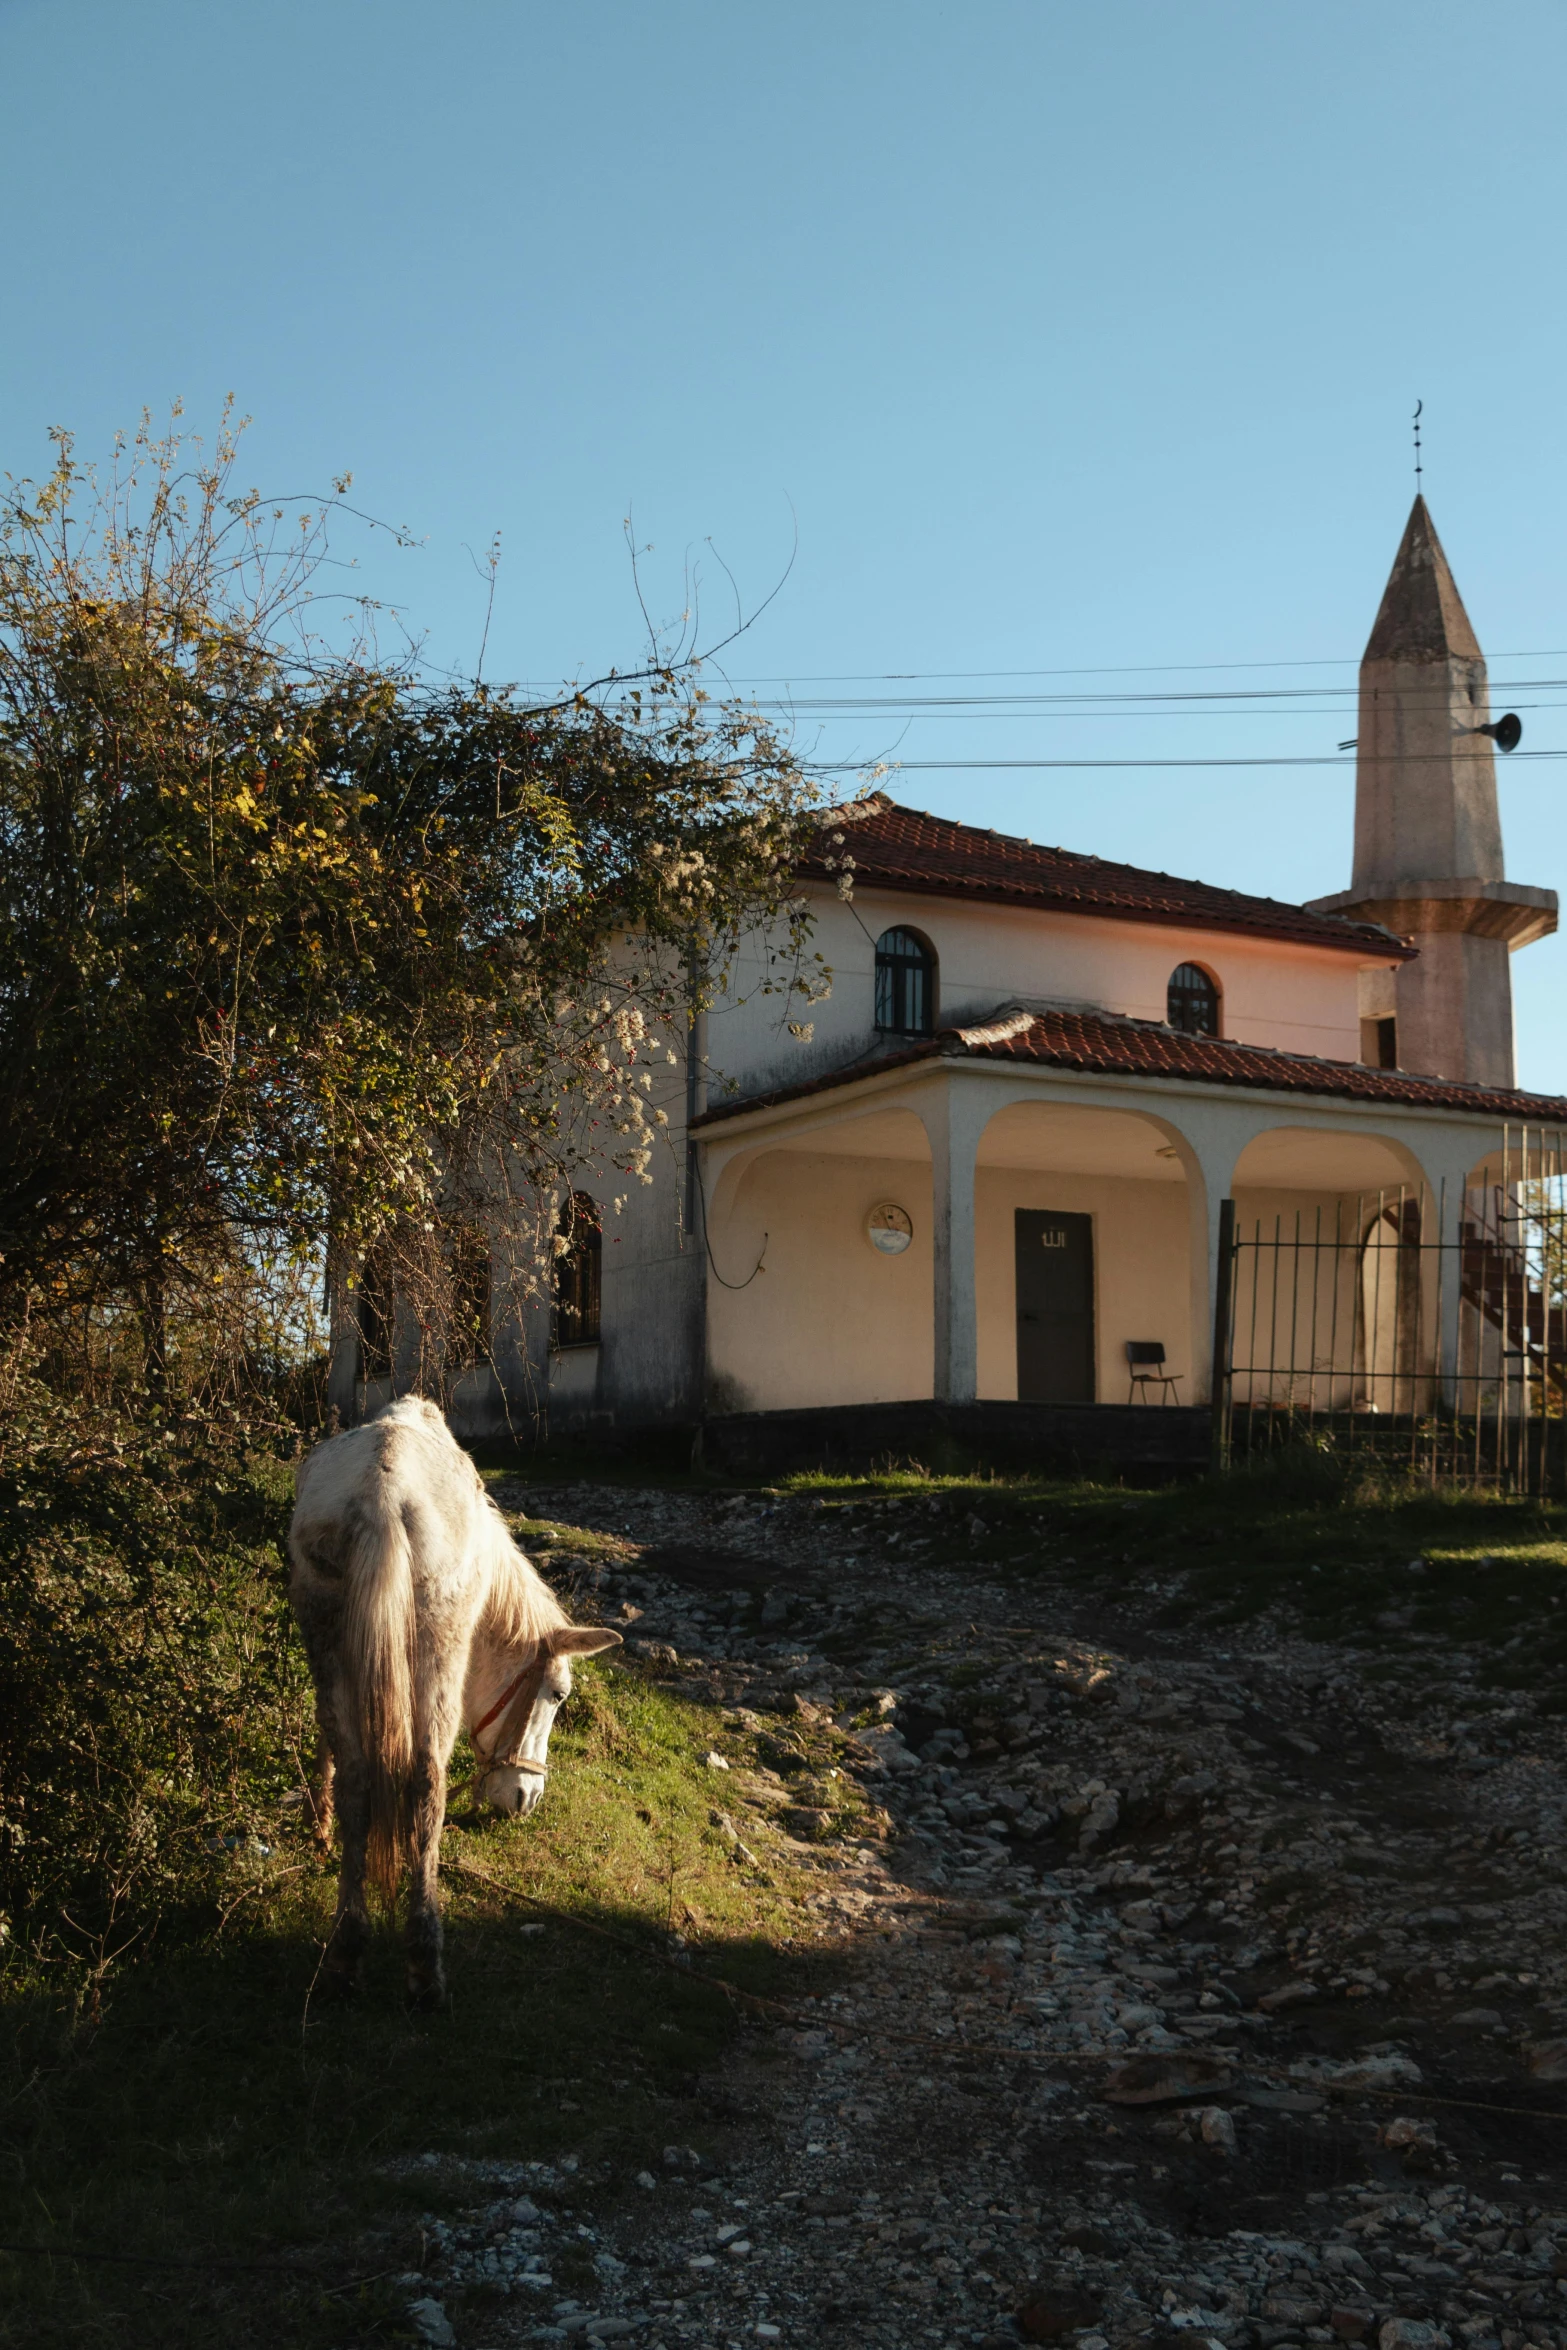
top-left (471, 1665), bottom-right (530, 1738)
top-left (471, 1659), bottom-right (550, 1776)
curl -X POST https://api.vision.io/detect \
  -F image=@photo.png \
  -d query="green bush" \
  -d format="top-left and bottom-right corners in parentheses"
top-left (0, 1377), bottom-right (310, 1987)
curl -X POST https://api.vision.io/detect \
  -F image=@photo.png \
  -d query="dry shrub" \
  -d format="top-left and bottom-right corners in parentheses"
top-left (0, 1367), bottom-right (310, 1991)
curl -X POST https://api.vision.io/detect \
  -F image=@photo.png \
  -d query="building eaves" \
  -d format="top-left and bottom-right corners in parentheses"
top-left (691, 1004), bottom-right (1567, 1130)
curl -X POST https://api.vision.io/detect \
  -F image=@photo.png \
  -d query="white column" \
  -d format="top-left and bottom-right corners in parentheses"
top-left (1413, 1132), bottom-right (1489, 1408)
top-left (1155, 1111), bottom-right (1250, 1408)
top-left (923, 1079), bottom-right (989, 1405)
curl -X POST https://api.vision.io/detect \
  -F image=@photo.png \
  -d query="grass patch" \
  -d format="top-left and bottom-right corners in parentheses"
top-left (483, 1435), bottom-right (1567, 1686)
top-left (760, 1448), bottom-right (1567, 1678)
top-left (0, 1663), bottom-right (829, 2349)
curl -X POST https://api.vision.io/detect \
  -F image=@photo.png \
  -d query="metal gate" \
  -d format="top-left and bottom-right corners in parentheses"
top-left (1212, 1128), bottom-right (1567, 1494)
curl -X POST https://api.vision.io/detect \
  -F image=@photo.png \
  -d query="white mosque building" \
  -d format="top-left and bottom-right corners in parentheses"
top-left (334, 501), bottom-right (1565, 1472)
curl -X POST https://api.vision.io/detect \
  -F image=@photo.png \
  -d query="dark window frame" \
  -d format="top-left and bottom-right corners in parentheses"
top-left (552, 1191), bottom-right (602, 1347)
top-left (1359, 1014), bottom-right (1398, 1068)
top-left (1167, 961), bottom-right (1221, 1038)
top-left (874, 926), bottom-right (936, 1037)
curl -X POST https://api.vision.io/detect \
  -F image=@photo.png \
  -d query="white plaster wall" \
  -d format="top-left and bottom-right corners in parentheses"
top-left (548, 1344), bottom-right (601, 1411)
top-left (707, 884), bottom-right (1375, 1104)
top-left (513, 1037), bottom-right (708, 1427)
top-left (705, 1146), bottom-right (1193, 1412)
top-left (705, 1149), bottom-right (935, 1413)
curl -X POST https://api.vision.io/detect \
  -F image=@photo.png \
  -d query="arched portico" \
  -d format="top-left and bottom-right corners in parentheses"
top-left (696, 1056), bottom-right (1544, 1422)
top-left (702, 1068), bottom-right (1217, 1414)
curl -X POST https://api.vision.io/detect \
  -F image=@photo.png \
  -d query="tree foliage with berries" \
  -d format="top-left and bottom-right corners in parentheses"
top-left (0, 411), bottom-right (822, 1400)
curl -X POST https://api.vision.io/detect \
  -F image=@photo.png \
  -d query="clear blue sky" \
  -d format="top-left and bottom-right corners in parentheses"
top-left (5, 0), bottom-right (1566, 1082)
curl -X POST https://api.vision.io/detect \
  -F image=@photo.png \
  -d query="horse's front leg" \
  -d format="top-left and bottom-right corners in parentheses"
top-left (402, 1738), bottom-right (450, 2010)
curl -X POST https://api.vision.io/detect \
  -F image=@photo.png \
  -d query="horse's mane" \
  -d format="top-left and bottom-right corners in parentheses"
top-left (476, 1494), bottom-right (568, 1653)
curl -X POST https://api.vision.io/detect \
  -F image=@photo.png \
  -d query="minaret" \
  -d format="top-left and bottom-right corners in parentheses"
top-left (1311, 497), bottom-right (1555, 1086)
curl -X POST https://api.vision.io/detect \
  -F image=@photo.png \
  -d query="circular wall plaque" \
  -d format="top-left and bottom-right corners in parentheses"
top-left (867, 1203), bottom-right (914, 1255)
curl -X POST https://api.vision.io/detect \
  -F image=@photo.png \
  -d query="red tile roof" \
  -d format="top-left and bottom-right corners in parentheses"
top-left (801, 796), bottom-right (1414, 958)
top-left (693, 1006), bottom-right (1567, 1128)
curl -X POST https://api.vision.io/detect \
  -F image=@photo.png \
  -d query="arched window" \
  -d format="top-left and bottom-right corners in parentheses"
top-left (875, 927), bottom-right (936, 1037)
top-left (1167, 962), bottom-right (1220, 1037)
top-left (552, 1192), bottom-right (602, 1346)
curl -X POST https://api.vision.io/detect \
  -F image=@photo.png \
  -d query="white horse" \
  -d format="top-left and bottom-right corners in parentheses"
top-left (288, 1395), bottom-right (620, 2005)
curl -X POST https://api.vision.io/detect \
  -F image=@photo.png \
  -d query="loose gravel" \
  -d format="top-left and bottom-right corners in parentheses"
top-left (393, 1484), bottom-right (1567, 2350)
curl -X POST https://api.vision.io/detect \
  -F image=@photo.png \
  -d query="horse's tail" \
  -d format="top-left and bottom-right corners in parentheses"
top-left (341, 1489), bottom-right (418, 1899)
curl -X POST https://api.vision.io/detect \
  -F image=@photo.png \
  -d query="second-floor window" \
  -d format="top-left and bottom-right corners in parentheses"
top-left (1167, 962), bottom-right (1220, 1037)
top-left (875, 927), bottom-right (936, 1037)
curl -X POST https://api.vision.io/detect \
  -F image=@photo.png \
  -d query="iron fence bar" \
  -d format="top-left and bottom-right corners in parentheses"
top-left (1210, 1198), bottom-right (1236, 1473)
top-left (1285, 1207), bottom-right (1303, 1423)
top-left (1399, 1185), bottom-right (1412, 1476)
top-left (1523, 1128), bottom-right (1536, 1496)
top-left (1498, 1129), bottom-right (1511, 1493)
top-left (1553, 1137), bottom-right (1564, 1497)
top-left (1327, 1194), bottom-right (1345, 1449)
top-left (1306, 1202), bottom-right (1324, 1419)
top-left (1245, 1211), bottom-right (1262, 1463)
top-left (1416, 1183), bottom-right (1428, 1465)
top-left (1550, 1142), bottom-right (1559, 1504)
top-left (1433, 1176), bottom-right (1446, 1490)
top-left (1369, 1189), bottom-right (1386, 1425)
top-left (1389, 1185), bottom-right (1403, 1434)
top-left (1474, 1177), bottom-right (1485, 1483)
top-left (1265, 1213), bottom-right (1283, 1452)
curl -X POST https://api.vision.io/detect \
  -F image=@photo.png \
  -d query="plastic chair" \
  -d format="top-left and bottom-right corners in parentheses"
top-left (1126, 1341), bottom-right (1180, 1404)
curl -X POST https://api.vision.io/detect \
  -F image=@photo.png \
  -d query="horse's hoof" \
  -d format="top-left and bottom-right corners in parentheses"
top-left (405, 1972), bottom-right (448, 2015)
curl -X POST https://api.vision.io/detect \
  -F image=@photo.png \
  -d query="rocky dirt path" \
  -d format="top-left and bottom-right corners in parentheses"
top-left (402, 1486), bottom-right (1567, 2350)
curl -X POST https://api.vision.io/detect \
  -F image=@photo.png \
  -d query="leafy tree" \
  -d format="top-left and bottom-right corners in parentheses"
top-left (0, 1364), bottom-right (307, 1983)
top-left (0, 409), bottom-right (823, 1397)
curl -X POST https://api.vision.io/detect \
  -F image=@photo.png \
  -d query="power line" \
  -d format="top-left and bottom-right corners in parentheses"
top-left (739, 684), bottom-right (1567, 716)
top-left (817, 750), bottom-right (1567, 773)
top-left (716, 649), bottom-right (1567, 686)
top-left (805, 705), bottom-right (1567, 723)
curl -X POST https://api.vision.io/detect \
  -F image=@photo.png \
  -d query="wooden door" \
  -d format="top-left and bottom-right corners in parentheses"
top-left (1015, 1210), bottom-right (1095, 1403)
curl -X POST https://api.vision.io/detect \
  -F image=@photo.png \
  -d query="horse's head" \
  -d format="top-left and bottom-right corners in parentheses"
top-left (476, 1624), bottom-right (623, 1816)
